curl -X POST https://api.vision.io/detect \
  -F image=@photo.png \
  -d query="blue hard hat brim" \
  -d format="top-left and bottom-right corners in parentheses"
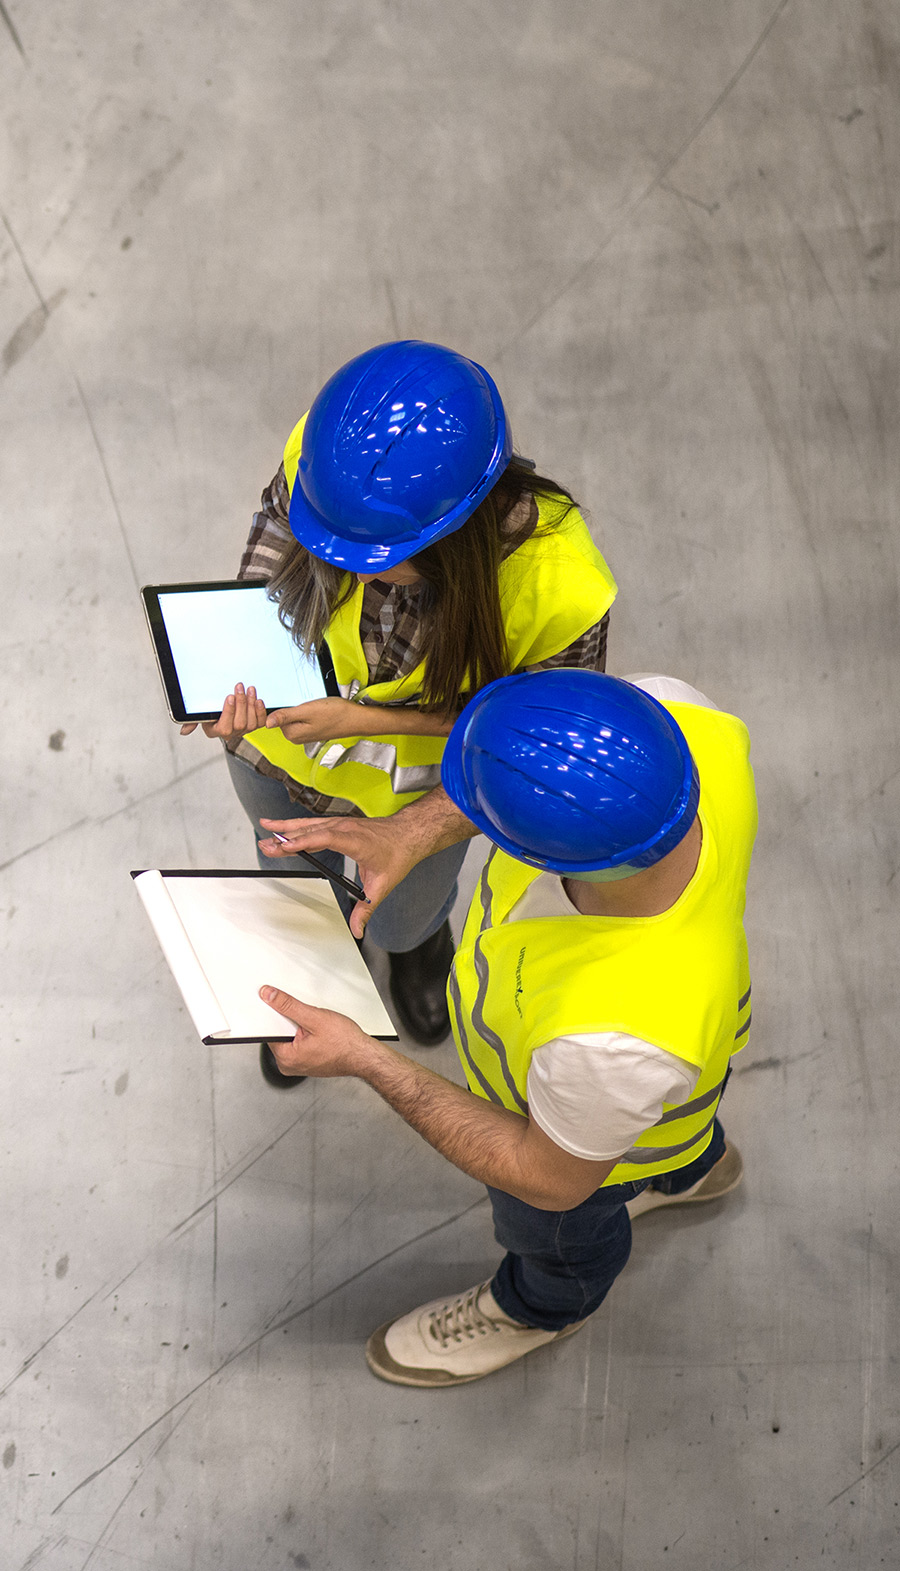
top-left (288, 483), bottom-right (429, 573)
top-left (288, 443), bottom-right (513, 572)
top-left (441, 677), bottom-right (700, 875)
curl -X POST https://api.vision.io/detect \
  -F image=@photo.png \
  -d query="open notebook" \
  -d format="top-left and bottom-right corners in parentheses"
top-left (132, 869), bottom-right (397, 1044)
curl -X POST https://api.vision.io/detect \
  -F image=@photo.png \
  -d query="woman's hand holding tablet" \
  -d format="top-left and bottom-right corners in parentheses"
top-left (179, 682), bottom-right (269, 738)
top-left (180, 689), bottom-right (368, 744)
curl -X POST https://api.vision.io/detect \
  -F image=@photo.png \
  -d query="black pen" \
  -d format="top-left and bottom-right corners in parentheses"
top-left (270, 832), bottom-right (367, 903)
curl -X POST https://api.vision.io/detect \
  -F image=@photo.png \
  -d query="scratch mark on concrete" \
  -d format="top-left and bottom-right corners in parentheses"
top-left (826, 1433), bottom-right (900, 1506)
top-left (208, 1048), bottom-right (219, 1348)
top-left (741, 349), bottom-right (833, 622)
top-left (0, 818), bottom-right (90, 874)
top-left (0, 0), bottom-right (25, 59)
top-left (72, 374), bottom-right (141, 592)
top-left (653, 0), bottom-right (793, 184)
top-left (162, 1105), bottom-right (317, 1243)
top-left (1, 210), bottom-right (46, 309)
top-left (76, 1406), bottom-right (193, 1569)
top-left (859, 1222), bottom-right (877, 1515)
top-left (1, 166), bottom-right (184, 628)
top-left (658, 180), bottom-right (720, 216)
top-left (95, 755), bottom-right (220, 827)
top-left (384, 276), bottom-right (401, 338)
top-left (735, 1045), bottom-right (823, 1076)
top-left (0, 1109), bottom-right (312, 1403)
top-left (499, 0), bottom-right (793, 356)
top-left (795, 223), bottom-right (843, 317)
top-left (0, 1277), bottom-right (113, 1400)
top-left (3, 290), bottom-right (66, 373)
top-left (52, 1195), bottom-right (487, 1513)
top-left (96, 1105), bottom-right (320, 1309)
top-left (261, 1181), bottom-right (379, 1332)
top-left (18, 1536), bottom-right (69, 1571)
top-left (578, 1315), bottom-right (592, 1453)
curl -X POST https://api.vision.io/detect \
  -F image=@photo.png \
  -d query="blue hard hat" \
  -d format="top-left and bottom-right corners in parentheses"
top-left (441, 670), bottom-right (700, 876)
top-left (288, 340), bottom-right (513, 573)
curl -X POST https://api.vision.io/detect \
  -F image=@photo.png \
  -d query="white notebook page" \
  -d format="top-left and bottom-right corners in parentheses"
top-left (135, 872), bottom-right (395, 1041)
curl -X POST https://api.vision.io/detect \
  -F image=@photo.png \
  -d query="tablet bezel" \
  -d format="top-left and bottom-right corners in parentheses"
top-left (141, 579), bottom-right (338, 723)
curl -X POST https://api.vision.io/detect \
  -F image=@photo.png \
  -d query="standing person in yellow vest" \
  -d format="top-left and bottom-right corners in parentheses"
top-left (180, 341), bottom-right (616, 1079)
top-left (256, 668), bottom-right (757, 1387)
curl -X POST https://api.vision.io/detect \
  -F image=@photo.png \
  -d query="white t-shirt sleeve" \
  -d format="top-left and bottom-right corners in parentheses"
top-left (625, 673), bottom-right (720, 710)
top-left (526, 1033), bottom-right (699, 1162)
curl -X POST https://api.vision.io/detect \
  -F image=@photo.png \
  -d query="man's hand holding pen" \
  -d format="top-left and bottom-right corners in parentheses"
top-left (258, 814), bottom-right (419, 938)
top-left (259, 789), bottom-right (478, 940)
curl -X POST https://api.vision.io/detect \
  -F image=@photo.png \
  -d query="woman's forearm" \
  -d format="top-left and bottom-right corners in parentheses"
top-left (354, 704), bottom-right (456, 737)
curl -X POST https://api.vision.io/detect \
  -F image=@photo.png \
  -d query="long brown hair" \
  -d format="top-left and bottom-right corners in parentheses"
top-left (267, 459), bottom-right (578, 714)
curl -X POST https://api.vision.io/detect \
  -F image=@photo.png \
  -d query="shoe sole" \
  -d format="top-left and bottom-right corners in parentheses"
top-left (364, 1317), bottom-right (585, 1388)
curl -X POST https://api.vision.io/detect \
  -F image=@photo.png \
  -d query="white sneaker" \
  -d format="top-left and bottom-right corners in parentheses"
top-left (627, 1142), bottom-right (743, 1219)
top-left (365, 1281), bottom-right (586, 1387)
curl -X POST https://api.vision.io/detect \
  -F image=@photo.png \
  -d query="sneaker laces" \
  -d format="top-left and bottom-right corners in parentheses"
top-left (426, 1285), bottom-right (507, 1350)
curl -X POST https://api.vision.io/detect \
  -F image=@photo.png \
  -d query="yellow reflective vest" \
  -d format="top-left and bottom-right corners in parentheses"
top-left (245, 413), bottom-right (618, 818)
top-left (448, 700), bottom-right (758, 1185)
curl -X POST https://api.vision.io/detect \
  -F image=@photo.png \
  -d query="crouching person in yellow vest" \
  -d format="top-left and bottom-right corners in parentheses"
top-left (258, 669), bottom-right (758, 1386)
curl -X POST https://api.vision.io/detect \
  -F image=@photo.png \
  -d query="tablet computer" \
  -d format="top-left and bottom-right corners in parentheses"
top-left (141, 580), bottom-right (338, 723)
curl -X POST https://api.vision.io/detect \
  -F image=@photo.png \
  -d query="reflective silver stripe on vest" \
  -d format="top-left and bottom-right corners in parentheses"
top-left (734, 1011), bottom-right (752, 1041)
top-left (738, 985), bottom-right (751, 1011)
top-left (621, 1109), bottom-right (718, 1166)
top-left (453, 856), bottom-right (528, 1114)
top-left (470, 859), bottom-right (529, 1113)
top-left (447, 965), bottom-right (504, 1106)
top-left (471, 937), bottom-right (529, 1114)
top-left (655, 1075), bottom-right (727, 1126)
top-left (312, 740), bottom-right (442, 795)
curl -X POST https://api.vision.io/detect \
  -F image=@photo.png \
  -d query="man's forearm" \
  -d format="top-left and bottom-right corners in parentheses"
top-left (357, 1040), bottom-right (552, 1208)
top-left (260, 987), bottom-right (616, 1207)
top-left (391, 784), bottom-right (479, 858)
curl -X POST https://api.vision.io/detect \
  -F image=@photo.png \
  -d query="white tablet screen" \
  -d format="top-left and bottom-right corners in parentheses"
top-left (157, 587), bottom-right (325, 712)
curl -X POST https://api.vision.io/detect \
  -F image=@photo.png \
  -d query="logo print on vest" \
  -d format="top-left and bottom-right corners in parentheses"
top-left (514, 946), bottom-right (526, 1017)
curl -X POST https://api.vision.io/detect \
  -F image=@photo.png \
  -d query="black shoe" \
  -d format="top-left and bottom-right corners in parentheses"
top-left (259, 1042), bottom-right (307, 1089)
top-left (387, 921), bottom-right (454, 1047)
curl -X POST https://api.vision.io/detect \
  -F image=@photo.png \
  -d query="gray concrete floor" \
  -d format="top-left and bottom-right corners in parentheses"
top-left (1, 1), bottom-right (898, 1566)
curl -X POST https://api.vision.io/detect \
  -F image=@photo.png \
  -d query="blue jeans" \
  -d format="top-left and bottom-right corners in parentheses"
top-left (488, 1117), bottom-right (727, 1330)
top-left (224, 751), bottom-right (469, 953)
